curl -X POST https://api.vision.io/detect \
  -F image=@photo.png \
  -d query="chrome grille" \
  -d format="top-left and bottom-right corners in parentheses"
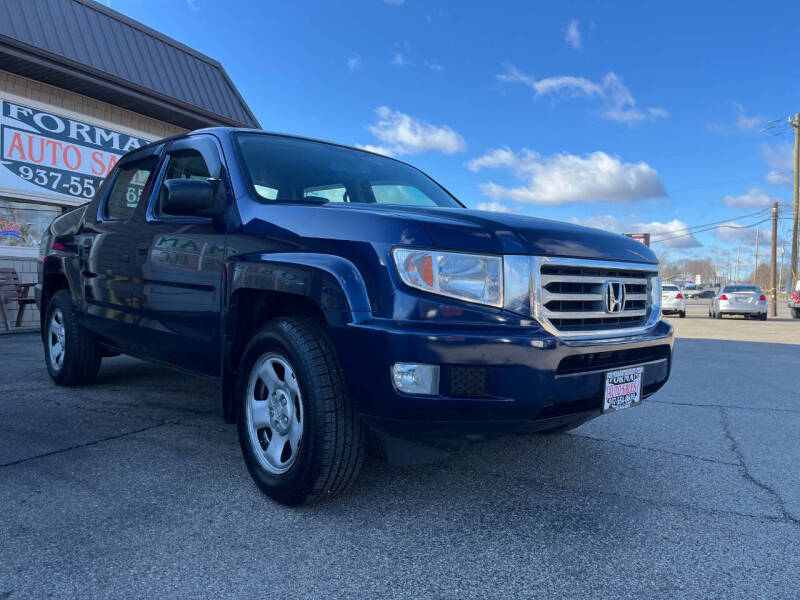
top-left (533, 257), bottom-right (659, 337)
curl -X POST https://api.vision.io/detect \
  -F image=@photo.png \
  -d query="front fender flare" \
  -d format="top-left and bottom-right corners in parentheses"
top-left (224, 252), bottom-right (372, 321)
top-left (220, 252), bottom-right (372, 423)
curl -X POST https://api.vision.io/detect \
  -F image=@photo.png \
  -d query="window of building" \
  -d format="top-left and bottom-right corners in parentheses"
top-left (0, 199), bottom-right (61, 255)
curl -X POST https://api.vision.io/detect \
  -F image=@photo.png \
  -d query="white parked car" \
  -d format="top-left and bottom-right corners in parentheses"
top-left (661, 284), bottom-right (686, 318)
top-left (709, 285), bottom-right (767, 320)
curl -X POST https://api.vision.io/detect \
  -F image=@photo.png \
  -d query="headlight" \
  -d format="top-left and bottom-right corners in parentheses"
top-left (392, 248), bottom-right (503, 307)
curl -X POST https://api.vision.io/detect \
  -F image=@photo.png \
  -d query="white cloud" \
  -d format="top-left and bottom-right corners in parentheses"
top-left (476, 201), bottom-right (512, 213)
top-left (598, 73), bottom-right (669, 124)
top-left (564, 19), bottom-right (581, 50)
top-left (497, 66), bottom-right (602, 97)
top-left (467, 147), bottom-right (666, 205)
top-left (706, 103), bottom-right (763, 133)
top-left (722, 187), bottom-right (777, 209)
top-left (766, 170), bottom-right (791, 186)
top-left (391, 52), bottom-right (411, 66)
top-left (424, 60), bottom-right (444, 71)
top-left (347, 55), bottom-right (362, 72)
top-left (714, 222), bottom-right (765, 246)
top-left (497, 66), bottom-right (668, 125)
top-left (362, 106), bottom-right (466, 156)
top-left (187, 0), bottom-right (199, 9)
top-left (733, 103), bottom-right (760, 130)
top-left (571, 215), bottom-right (700, 249)
top-left (761, 142), bottom-right (792, 187)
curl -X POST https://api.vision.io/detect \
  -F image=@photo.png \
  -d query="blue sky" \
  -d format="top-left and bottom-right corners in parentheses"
top-left (110, 0), bottom-right (799, 267)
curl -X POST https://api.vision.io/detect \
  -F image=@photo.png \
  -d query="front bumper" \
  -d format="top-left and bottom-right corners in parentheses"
top-left (331, 318), bottom-right (673, 438)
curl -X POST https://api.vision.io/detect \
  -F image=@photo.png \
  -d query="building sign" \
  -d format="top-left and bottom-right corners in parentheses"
top-left (623, 232), bottom-right (650, 247)
top-left (0, 100), bottom-right (150, 202)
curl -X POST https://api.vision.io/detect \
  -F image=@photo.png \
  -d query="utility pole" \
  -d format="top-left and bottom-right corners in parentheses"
top-left (771, 202), bottom-right (778, 317)
top-left (790, 113), bottom-right (800, 292)
top-left (754, 228), bottom-right (760, 282)
top-left (736, 246), bottom-right (741, 283)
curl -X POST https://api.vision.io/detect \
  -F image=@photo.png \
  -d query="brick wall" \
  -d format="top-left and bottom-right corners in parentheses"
top-left (0, 70), bottom-right (185, 140)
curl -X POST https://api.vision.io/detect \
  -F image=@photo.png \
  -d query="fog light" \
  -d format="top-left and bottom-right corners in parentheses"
top-left (391, 363), bottom-right (440, 395)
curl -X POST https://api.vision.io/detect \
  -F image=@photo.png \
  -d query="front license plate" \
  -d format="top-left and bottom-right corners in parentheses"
top-left (603, 366), bottom-right (644, 413)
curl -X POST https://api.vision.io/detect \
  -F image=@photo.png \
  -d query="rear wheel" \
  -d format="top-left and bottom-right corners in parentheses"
top-left (236, 317), bottom-right (366, 506)
top-left (715, 310), bottom-right (723, 319)
top-left (791, 308), bottom-right (800, 319)
top-left (679, 311), bottom-right (686, 318)
top-left (44, 290), bottom-right (102, 386)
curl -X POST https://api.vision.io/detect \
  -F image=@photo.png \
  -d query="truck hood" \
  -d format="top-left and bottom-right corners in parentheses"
top-left (335, 205), bottom-right (658, 264)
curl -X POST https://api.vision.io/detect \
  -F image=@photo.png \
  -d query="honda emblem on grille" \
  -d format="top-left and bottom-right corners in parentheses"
top-left (604, 281), bottom-right (626, 313)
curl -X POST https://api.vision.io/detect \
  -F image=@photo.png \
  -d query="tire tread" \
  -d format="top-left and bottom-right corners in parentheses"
top-left (46, 290), bottom-right (101, 386)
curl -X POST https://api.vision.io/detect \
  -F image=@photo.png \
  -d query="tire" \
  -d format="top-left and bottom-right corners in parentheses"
top-left (791, 308), bottom-right (800, 319)
top-left (679, 311), bottom-right (686, 318)
top-left (236, 317), bottom-right (366, 506)
top-left (760, 313), bottom-right (767, 321)
top-left (44, 290), bottom-right (102, 386)
top-left (715, 310), bottom-right (723, 319)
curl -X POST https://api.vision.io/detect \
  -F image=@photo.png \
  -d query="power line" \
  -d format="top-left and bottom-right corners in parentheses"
top-left (650, 216), bottom-right (773, 244)
top-left (648, 207), bottom-right (772, 241)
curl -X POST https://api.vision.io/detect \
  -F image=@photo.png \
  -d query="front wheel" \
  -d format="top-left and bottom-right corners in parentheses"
top-left (44, 290), bottom-right (102, 386)
top-left (679, 311), bottom-right (686, 318)
top-left (236, 317), bottom-right (366, 506)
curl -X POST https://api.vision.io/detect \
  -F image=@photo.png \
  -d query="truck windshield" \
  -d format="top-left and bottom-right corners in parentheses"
top-left (234, 133), bottom-right (462, 208)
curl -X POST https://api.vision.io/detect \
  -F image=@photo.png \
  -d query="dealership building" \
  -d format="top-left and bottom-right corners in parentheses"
top-left (0, 0), bottom-right (257, 329)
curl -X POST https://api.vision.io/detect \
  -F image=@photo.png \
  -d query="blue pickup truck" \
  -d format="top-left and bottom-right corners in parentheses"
top-left (37, 128), bottom-right (673, 505)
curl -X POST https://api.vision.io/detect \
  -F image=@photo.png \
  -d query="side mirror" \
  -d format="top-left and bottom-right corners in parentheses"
top-left (162, 179), bottom-right (223, 217)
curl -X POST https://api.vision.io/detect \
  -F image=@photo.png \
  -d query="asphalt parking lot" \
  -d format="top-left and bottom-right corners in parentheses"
top-left (2, 312), bottom-right (799, 599)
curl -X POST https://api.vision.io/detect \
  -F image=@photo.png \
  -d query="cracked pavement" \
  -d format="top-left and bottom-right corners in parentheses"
top-left (1, 321), bottom-right (799, 599)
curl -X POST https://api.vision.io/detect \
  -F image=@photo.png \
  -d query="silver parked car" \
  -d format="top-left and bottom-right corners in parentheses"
top-left (661, 284), bottom-right (686, 318)
top-left (709, 285), bottom-right (767, 320)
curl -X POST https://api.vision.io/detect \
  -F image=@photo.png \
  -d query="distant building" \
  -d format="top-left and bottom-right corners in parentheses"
top-left (0, 0), bottom-right (257, 328)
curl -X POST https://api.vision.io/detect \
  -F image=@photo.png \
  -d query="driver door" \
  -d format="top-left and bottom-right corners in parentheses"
top-left (127, 135), bottom-right (231, 376)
